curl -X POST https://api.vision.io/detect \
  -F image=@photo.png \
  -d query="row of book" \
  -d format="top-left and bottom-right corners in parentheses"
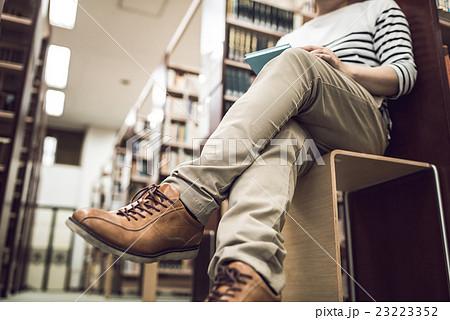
top-left (166, 96), bottom-right (199, 120)
top-left (167, 69), bottom-right (199, 93)
top-left (0, 47), bottom-right (26, 64)
top-left (225, 67), bottom-right (254, 98)
top-left (227, 26), bottom-right (277, 62)
top-left (227, 0), bottom-right (294, 32)
top-left (3, 0), bottom-right (33, 18)
top-left (112, 181), bottom-right (122, 196)
top-left (164, 120), bottom-right (199, 144)
top-left (159, 260), bottom-right (193, 270)
top-left (122, 260), bottom-right (141, 277)
top-left (130, 134), bottom-right (161, 160)
top-left (160, 149), bottom-right (195, 174)
top-left (131, 158), bottom-right (153, 177)
top-left (437, 0), bottom-right (450, 12)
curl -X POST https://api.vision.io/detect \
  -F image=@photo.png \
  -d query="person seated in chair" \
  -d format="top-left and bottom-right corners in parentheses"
top-left (67, 0), bottom-right (416, 302)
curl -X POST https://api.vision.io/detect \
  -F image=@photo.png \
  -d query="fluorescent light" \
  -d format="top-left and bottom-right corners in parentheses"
top-left (49, 0), bottom-right (78, 30)
top-left (42, 136), bottom-right (57, 166)
top-left (125, 109), bottom-right (137, 127)
top-left (147, 109), bottom-right (164, 123)
top-left (45, 45), bottom-right (71, 89)
top-left (45, 90), bottom-right (65, 117)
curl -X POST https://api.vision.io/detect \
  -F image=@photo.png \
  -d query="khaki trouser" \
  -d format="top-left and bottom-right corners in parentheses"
top-left (163, 48), bottom-right (388, 294)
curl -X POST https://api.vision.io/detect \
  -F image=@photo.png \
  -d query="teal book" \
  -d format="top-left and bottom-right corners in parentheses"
top-left (244, 43), bottom-right (291, 74)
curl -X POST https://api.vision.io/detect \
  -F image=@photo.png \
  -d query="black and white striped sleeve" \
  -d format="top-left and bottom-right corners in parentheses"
top-left (373, 1), bottom-right (417, 99)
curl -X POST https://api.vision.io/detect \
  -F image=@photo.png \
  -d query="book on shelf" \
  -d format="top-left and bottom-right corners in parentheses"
top-left (131, 158), bottom-right (152, 177)
top-left (122, 260), bottom-right (141, 277)
top-left (227, 0), bottom-right (294, 32)
top-left (166, 121), bottom-right (199, 145)
top-left (159, 260), bottom-right (183, 270)
top-left (227, 26), bottom-right (277, 62)
top-left (225, 66), bottom-right (254, 98)
top-left (169, 122), bottom-right (187, 143)
top-left (244, 43), bottom-right (291, 75)
top-left (159, 148), bottom-right (194, 174)
top-left (2, 0), bottom-right (34, 18)
top-left (166, 96), bottom-right (198, 120)
top-left (167, 68), bottom-right (199, 93)
top-left (0, 47), bottom-right (26, 64)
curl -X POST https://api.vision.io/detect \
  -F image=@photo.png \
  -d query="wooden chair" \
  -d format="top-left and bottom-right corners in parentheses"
top-left (282, 0), bottom-right (450, 301)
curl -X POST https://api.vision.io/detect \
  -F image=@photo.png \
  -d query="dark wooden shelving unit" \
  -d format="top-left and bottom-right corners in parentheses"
top-left (0, 0), bottom-right (50, 297)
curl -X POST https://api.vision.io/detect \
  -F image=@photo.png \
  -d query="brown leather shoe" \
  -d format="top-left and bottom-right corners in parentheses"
top-left (205, 261), bottom-right (281, 302)
top-left (65, 184), bottom-right (203, 263)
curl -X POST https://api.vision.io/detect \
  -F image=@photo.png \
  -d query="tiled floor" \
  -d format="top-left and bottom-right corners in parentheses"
top-left (0, 291), bottom-right (191, 302)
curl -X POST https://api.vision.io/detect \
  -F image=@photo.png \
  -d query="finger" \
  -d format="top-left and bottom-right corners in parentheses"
top-left (313, 53), bottom-right (332, 63)
top-left (321, 47), bottom-right (334, 55)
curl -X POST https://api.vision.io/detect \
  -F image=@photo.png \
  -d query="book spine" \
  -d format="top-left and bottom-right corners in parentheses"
top-left (253, 1), bottom-right (260, 25)
top-left (251, 34), bottom-right (257, 53)
top-left (239, 29), bottom-right (246, 61)
top-left (245, 31), bottom-right (252, 57)
top-left (227, 0), bottom-right (233, 16)
top-left (228, 26), bottom-right (236, 60)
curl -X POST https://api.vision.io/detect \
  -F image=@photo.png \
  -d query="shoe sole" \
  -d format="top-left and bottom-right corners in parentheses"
top-left (65, 217), bottom-right (199, 263)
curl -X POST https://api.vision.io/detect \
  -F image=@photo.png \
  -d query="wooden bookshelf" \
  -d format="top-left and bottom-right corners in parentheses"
top-left (224, 58), bottom-right (252, 71)
top-left (166, 88), bottom-right (199, 100)
top-left (0, 60), bottom-right (24, 72)
top-left (162, 140), bottom-right (197, 151)
top-left (224, 94), bottom-right (239, 102)
top-left (1, 13), bottom-right (32, 29)
top-left (0, 0), bottom-right (50, 297)
top-left (0, 110), bottom-right (15, 119)
top-left (167, 63), bottom-right (200, 76)
top-left (226, 15), bottom-right (286, 38)
top-left (158, 268), bottom-right (192, 276)
top-left (202, 0), bottom-right (301, 126)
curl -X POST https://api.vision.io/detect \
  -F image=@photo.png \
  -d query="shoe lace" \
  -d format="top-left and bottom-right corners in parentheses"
top-left (206, 265), bottom-right (253, 302)
top-left (117, 184), bottom-right (174, 221)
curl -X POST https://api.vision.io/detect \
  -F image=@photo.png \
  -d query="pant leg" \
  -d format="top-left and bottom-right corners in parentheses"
top-left (163, 48), bottom-right (388, 225)
top-left (208, 119), bottom-right (313, 294)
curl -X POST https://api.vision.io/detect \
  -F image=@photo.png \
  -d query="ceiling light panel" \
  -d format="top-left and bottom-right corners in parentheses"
top-left (45, 89), bottom-right (66, 117)
top-left (45, 44), bottom-right (71, 89)
top-left (49, 0), bottom-right (78, 29)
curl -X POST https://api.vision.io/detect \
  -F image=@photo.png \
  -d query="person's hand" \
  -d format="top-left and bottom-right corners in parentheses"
top-left (299, 45), bottom-right (399, 97)
top-left (299, 45), bottom-right (351, 76)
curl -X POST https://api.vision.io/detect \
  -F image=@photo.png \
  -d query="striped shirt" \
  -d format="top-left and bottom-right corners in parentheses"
top-left (277, 0), bottom-right (417, 100)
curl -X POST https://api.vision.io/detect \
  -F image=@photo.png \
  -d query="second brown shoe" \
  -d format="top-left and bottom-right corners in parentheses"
top-left (66, 184), bottom-right (204, 263)
top-left (205, 261), bottom-right (281, 302)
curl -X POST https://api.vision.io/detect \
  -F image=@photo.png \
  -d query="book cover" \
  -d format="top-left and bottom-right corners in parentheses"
top-left (244, 43), bottom-right (291, 75)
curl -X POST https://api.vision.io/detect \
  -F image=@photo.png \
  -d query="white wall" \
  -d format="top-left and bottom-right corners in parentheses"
top-left (31, 125), bottom-right (117, 291)
top-left (38, 165), bottom-right (82, 208)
